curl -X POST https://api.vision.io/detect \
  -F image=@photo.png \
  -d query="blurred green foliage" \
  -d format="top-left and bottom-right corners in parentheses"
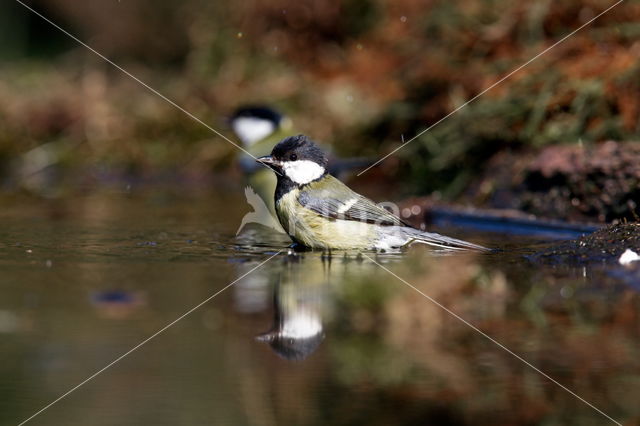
top-left (0, 0), bottom-right (638, 200)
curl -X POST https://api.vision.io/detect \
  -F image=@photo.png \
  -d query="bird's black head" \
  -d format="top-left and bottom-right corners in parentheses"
top-left (231, 105), bottom-right (284, 125)
top-left (257, 135), bottom-right (328, 185)
top-left (256, 331), bottom-right (325, 361)
top-left (271, 135), bottom-right (328, 167)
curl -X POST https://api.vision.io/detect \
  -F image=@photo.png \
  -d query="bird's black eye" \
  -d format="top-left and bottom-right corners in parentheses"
top-left (289, 153), bottom-right (297, 161)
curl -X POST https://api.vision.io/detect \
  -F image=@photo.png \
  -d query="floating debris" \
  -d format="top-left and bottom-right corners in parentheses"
top-left (619, 249), bottom-right (640, 266)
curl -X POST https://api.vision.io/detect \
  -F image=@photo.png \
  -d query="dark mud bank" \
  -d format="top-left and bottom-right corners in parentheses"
top-left (530, 222), bottom-right (640, 266)
top-left (472, 141), bottom-right (640, 223)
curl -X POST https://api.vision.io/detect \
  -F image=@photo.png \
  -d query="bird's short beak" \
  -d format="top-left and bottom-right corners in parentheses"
top-left (256, 155), bottom-right (282, 167)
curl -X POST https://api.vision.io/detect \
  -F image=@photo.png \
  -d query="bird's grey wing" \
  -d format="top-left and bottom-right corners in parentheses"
top-left (298, 177), bottom-right (405, 226)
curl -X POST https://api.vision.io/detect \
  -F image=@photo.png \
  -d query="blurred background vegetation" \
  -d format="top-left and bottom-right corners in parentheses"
top-left (0, 0), bottom-right (638, 207)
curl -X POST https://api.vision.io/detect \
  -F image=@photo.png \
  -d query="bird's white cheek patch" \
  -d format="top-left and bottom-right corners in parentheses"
top-left (282, 313), bottom-right (323, 338)
top-left (283, 160), bottom-right (325, 184)
top-left (232, 117), bottom-right (275, 146)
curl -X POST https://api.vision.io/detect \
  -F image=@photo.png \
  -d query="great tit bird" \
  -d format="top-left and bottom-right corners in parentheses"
top-left (257, 135), bottom-right (488, 251)
top-left (231, 105), bottom-right (371, 217)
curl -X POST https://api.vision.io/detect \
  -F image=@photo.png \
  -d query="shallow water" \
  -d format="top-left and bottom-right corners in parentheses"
top-left (1, 187), bottom-right (639, 426)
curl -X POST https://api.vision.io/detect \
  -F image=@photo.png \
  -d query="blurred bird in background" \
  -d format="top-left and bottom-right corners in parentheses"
top-left (231, 105), bottom-right (294, 216)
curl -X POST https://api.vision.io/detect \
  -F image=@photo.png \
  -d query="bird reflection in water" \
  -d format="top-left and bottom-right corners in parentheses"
top-left (256, 255), bottom-right (329, 361)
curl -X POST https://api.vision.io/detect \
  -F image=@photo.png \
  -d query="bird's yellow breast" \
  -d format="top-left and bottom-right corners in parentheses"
top-left (275, 189), bottom-right (377, 249)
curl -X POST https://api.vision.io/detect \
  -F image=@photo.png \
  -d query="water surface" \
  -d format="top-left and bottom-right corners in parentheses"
top-left (1, 187), bottom-right (638, 426)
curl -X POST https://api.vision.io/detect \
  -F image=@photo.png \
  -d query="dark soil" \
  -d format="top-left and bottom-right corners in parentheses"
top-left (470, 141), bottom-right (640, 223)
top-left (529, 222), bottom-right (640, 265)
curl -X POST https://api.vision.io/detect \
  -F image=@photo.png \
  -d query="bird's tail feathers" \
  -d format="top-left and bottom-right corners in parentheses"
top-left (405, 228), bottom-right (489, 252)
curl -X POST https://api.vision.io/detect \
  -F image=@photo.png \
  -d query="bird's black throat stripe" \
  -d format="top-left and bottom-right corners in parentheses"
top-left (274, 172), bottom-right (327, 203)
